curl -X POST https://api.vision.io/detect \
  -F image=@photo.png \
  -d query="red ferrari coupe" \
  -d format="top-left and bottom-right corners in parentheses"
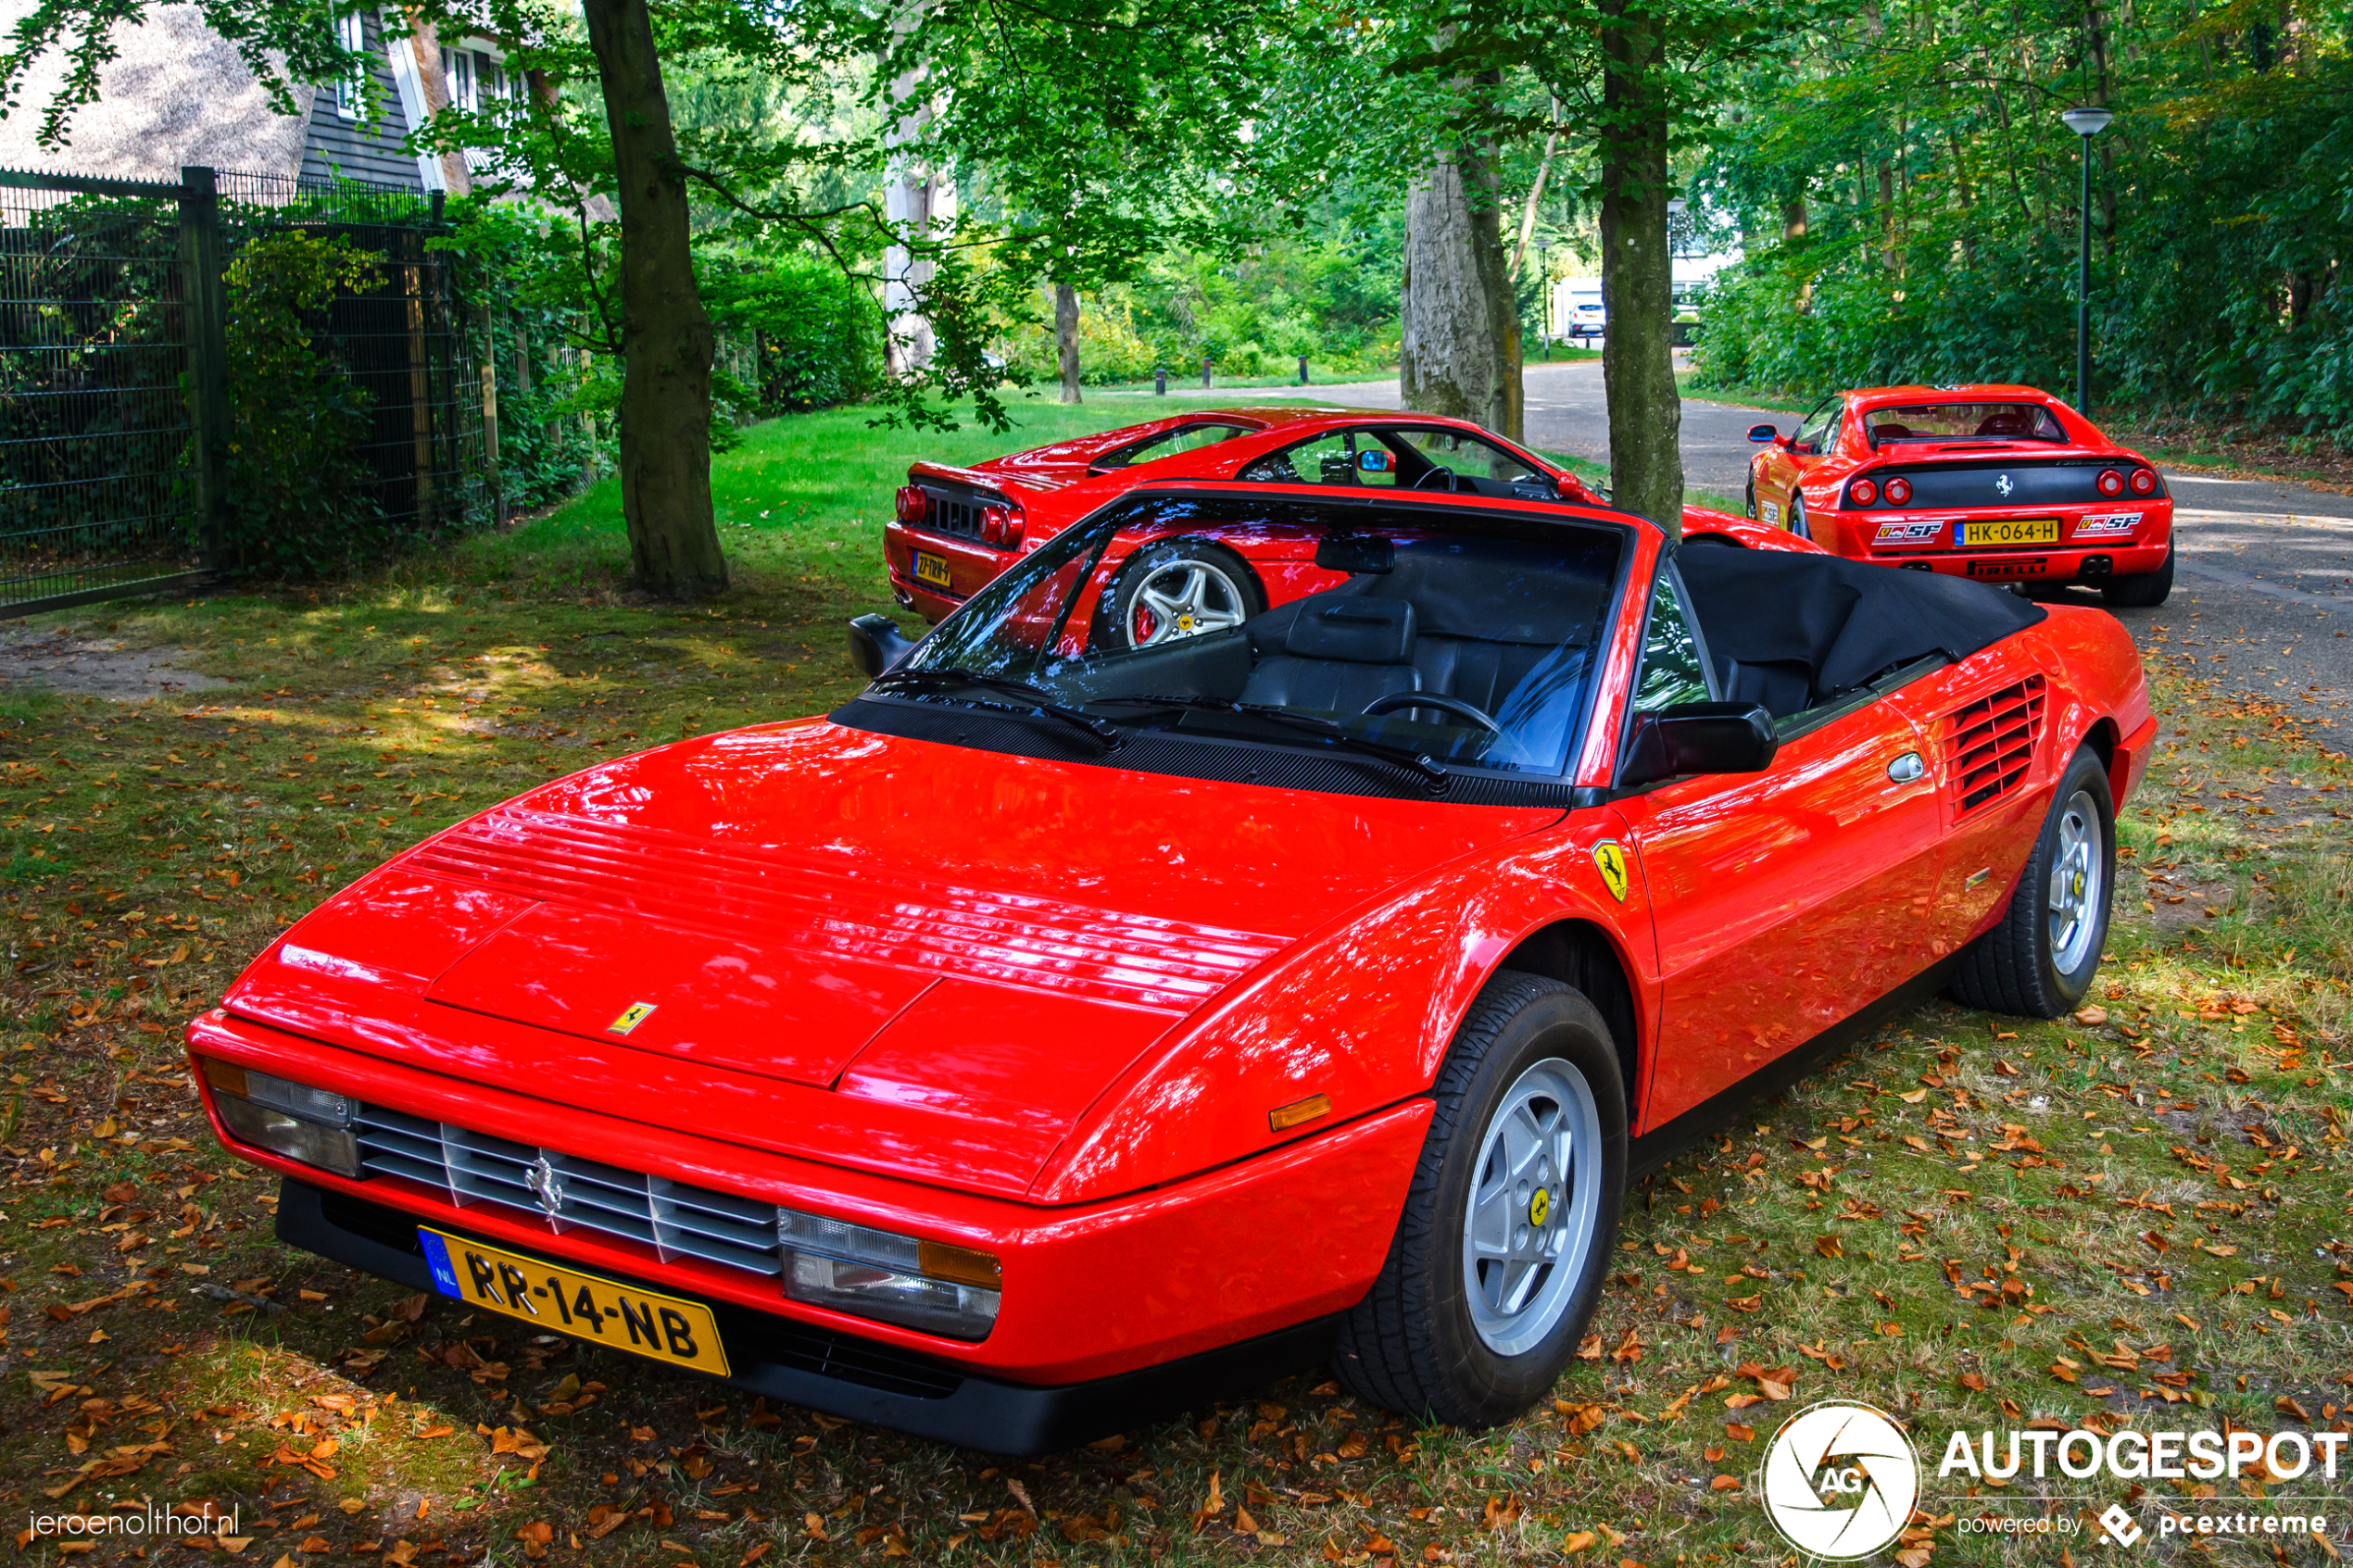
top-left (885, 407), bottom-right (1785, 637)
top-left (188, 481), bottom-right (2154, 1453)
top-left (1744, 385), bottom-right (2176, 607)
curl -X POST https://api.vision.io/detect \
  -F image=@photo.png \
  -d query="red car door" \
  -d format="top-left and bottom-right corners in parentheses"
top-left (1758, 397), bottom-right (1841, 527)
top-left (1605, 572), bottom-right (1945, 1132)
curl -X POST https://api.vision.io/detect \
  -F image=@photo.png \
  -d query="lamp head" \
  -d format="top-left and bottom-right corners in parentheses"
top-left (2061, 107), bottom-right (2115, 137)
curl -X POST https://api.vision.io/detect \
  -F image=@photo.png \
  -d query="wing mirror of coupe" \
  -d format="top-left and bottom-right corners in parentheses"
top-left (848, 613), bottom-right (918, 679)
top-left (1617, 701), bottom-right (1780, 790)
top-left (1746, 423), bottom-right (1780, 444)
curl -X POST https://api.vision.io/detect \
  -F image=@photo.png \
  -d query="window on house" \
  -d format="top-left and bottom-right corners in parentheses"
top-left (442, 46), bottom-right (476, 112)
top-left (334, 11), bottom-right (369, 120)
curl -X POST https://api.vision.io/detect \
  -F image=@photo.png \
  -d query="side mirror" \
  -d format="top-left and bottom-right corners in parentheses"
top-left (848, 613), bottom-right (916, 678)
top-left (1746, 423), bottom-right (1779, 444)
top-left (1618, 702), bottom-right (1778, 789)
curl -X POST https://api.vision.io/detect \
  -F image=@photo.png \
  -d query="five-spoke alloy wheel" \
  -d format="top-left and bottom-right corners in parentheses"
top-left (1335, 972), bottom-right (1626, 1427)
top-left (1101, 537), bottom-right (1265, 649)
top-left (1951, 744), bottom-right (2116, 1017)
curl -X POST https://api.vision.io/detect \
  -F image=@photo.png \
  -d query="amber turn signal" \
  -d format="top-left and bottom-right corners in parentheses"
top-left (199, 1057), bottom-right (249, 1098)
top-left (1269, 1093), bottom-right (1333, 1133)
top-left (917, 1239), bottom-right (1004, 1289)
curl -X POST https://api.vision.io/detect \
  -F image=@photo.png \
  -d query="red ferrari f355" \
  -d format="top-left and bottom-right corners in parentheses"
top-left (188, 480), bottom-right (2154, 1453)
top-left (1744, 384), bottom-right (2175, 606)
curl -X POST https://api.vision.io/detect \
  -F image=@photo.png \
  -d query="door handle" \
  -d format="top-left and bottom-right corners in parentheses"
top-left (1887, 751), bottom-right (1925, 784)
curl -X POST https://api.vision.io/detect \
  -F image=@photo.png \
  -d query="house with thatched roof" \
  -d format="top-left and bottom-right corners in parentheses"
top-left (0, 1), bottom-right (511, 194)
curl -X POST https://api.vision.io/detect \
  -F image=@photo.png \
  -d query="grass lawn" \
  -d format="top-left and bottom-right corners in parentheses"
top-left (0, 401), bottom-right (2347, 1567)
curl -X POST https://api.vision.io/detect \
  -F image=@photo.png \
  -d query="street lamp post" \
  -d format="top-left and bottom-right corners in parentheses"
top-left (2060, 107), bottom-right (2114, 415)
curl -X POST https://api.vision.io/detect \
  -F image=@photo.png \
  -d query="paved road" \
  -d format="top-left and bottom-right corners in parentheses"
top-left (1219, 358), bottom-right (2353, 749)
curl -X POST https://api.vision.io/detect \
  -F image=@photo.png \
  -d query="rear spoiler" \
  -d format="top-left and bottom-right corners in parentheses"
top-left (906, 461), bottom-right (1057, 495)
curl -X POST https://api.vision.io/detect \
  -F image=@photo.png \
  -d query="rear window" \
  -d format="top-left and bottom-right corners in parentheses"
top-left (1090, 422), bottom-right (1251, 472)
top-left (1863, 404), bottom-right (2067, 445)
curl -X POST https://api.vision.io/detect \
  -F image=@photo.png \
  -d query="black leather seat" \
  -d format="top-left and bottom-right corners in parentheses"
top-left (1239, 597), bottom-right (1421, 713)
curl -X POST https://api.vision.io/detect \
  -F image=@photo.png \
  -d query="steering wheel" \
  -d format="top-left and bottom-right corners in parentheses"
top-left (1412, 465), bottom-right (1457, 492)
top-left (1361, 690), bottom-right (1503, 733)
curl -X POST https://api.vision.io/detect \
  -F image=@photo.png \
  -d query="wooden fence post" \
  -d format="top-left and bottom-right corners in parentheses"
top-left (177, 166), bottom-right (229, 570)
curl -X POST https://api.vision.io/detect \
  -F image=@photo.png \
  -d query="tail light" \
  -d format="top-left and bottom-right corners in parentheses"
top-left (1848, 478), bottom-right (1879, 507)
top-left (2128, 467), bottom-right (2157, 495)
top-left (1883, 475), bottom-right (1912, 506)
top-left (894, 484), bottom-right (928, 524)
top-left (980, 503), bottom-right (1024, 546)
top-left (2096, 469), bottom-right (2125, 497)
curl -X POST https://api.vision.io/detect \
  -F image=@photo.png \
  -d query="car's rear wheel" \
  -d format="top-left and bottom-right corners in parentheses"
top-left (1786, 494), bottom-right (1812, 540)
top-left (1333, 972), bottom-right (1625, 1428)
top-left (1100, 537), bottom-right (1264, 649)
top-left (1949, 745), bottom-right (2115, 1018)
top-left (2101, 542), bottom-right (2174, 608)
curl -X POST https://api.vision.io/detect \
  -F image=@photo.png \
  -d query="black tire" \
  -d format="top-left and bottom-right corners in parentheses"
top-left (1333, 972), bottom-right (1627, 1428)
top-left (1744, 479), bottom-right (1758, 520)
top-left (1949, 745), bottom-right (2116, 1018)
top-left (1786, 494), bottom-right (1812, 540)
top-left (1098, 536), bottom-right (1265, 650)
top-left (2101, 542), bottom-right (2174, 608)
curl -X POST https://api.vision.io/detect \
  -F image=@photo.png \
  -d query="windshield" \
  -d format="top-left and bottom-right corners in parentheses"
top-left (1864, 403), bottom-right (2067, 444)
top-left (871, 495), bottom-right (1624, 781)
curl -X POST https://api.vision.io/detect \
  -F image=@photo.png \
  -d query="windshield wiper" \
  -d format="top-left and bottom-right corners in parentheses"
top-left (868, 667), bottom-right (1121, 748)
top-left (1093, 695), bottom-right (1449, 787)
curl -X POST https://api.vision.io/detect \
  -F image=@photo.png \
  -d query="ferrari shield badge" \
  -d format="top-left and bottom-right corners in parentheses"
top-left (608, 1001), bottom-right (658, 1036)
top-left (1592, 841), bottom-right (1630, 903)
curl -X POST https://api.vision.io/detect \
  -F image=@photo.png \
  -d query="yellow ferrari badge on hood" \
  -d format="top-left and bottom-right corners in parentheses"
top-left (608, 1001), bottom-right (658, 1035)
top-left (1592, 841), bottom-right (1630, 903)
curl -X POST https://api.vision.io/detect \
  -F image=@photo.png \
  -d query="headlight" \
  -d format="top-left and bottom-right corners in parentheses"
top-left (201, 1060), bottom-right (361, 1177)
top-left (776, 1208), bottom-right (1000, 1341)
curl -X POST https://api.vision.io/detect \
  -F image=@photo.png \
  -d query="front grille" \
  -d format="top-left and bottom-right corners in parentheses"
top-left (1946, 675), bottom-right (2045, 815)
top-left (354, 1105), bottom-right (783, 1278)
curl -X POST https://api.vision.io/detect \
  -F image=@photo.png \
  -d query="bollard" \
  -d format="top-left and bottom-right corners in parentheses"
top-left (1154, 367), bottom-right (1166, 395)
top-left (1202, 355), bottom-right (1212, 388)
top-left (1298, 355), bottom-right (1309, 385)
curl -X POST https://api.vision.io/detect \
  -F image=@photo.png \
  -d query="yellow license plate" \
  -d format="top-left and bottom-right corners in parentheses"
top-left (419, 1227), bottom-right (729, 1375)
top-left (1961, 517), bottom-right (2060, 546)
top-left (912, 549), bottom-right (953, 589)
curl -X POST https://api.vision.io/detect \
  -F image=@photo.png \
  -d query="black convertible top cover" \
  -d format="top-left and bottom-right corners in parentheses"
top-left (1676, 539), bottom-right (2047, 699)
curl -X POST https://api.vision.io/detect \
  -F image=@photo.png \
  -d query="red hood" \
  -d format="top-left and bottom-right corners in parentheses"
top-left (222, 720), bottom-right (1557, 1195)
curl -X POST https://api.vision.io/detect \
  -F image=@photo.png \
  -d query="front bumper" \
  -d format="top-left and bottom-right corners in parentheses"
top-left (282, 1178), bottom-right (1339, 1453)
top-left (189, 1010), bottom-right (1427, 1390)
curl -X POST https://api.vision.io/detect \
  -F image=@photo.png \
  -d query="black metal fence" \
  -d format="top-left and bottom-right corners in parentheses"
top-left (0, 163), bottom-right (491, 620)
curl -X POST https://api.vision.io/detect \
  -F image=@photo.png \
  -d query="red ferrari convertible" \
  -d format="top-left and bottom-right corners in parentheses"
top-left (886, 407), bottom-right (1784, 635)
top-left (1744, 384), bottom-right (2176, 607)
top-left (188, 481), bottom-right (2154, 1453)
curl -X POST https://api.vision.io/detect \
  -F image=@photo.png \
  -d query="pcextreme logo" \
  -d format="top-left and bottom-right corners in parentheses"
top-left (1758, 1401), bottom-right (1921, 1561)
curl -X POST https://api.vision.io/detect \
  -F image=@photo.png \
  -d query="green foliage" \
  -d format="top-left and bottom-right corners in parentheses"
top-left (217, 231), bottom-right (385, 577)
top-left (700, 252), bottom-right (885, 412)
top-left (1691, 0), bottom-right (2353, 435)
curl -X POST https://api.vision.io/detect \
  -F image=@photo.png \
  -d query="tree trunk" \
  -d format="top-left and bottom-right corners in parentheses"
top-left (1598, 0), bottom-right (1681, 538)
top-left (1055, 282), bottom-right (1082, 404)
top-left (580, 0), bottom-right (726, 599)
top-left (1400, 148), bottom-right (1522, 440)
top-left (1781, 194), bottom-right (1812, 313)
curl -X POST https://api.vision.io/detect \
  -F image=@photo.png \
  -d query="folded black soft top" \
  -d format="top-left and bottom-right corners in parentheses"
top-left (1677, 538), bottom-right (2047, 706)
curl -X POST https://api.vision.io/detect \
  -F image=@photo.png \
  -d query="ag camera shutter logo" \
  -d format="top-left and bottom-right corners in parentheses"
top-left (1759, 1401), bottom-right (1921, 1560)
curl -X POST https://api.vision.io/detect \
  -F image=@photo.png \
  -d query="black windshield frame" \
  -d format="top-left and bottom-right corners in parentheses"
top-left (837, 489), bottom-right (1644, 804)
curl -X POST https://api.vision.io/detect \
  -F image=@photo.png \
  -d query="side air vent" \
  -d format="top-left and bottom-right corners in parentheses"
top-left (1946, 675), bottom-right (2045, 814)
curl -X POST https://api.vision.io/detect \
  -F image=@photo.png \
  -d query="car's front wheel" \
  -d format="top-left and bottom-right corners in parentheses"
top-left (1949, 745), bottom-right (2116, 1017)
top-left (1333, 972), bottom-right (1626, 1428)
top-left (1744, 479), bottom-right (1758, 519)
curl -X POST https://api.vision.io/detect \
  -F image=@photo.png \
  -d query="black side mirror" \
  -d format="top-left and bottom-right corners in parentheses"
top-left (848, 613), bottom-right (916, 679)
top-left (1746, 423), bottom-right (1779, 444)
top-left (1618, 702), bottom-right (1778, 789)
top-left (1314, 534), bottom-right (1395, 574)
